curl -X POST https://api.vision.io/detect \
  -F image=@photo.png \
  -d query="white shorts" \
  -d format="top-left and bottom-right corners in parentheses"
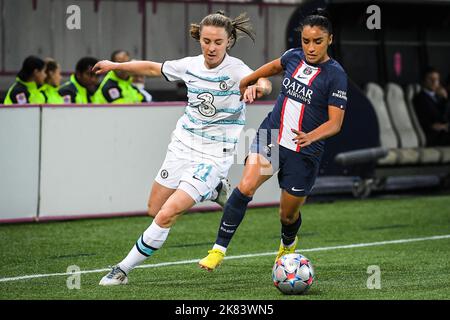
top-left (154, 135), bottom-right (234, 203)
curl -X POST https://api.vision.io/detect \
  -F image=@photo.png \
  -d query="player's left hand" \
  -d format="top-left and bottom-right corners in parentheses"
top-left (291, 129), bottom-right (313, 147)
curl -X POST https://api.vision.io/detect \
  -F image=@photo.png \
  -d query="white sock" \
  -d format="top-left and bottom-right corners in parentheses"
top-left (118, 221), bottom-right (170, 274)
top-left (212, 243), bottom-right (227, 254)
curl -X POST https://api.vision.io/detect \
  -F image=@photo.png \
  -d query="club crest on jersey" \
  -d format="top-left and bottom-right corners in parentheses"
top-left (219, 81), bottom-right (228, 91)
top-left (219, 80), bottom-right (236, 91)
top-left (303, 67), bottom-right (313, 75)
top-left (293, 62), bottom-right (320, 86)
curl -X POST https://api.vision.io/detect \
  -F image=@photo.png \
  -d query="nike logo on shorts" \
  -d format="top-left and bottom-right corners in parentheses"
top-left (291, 187), bottom-right (305, 192)
top-left (193, 175), bottom-right (204, 182)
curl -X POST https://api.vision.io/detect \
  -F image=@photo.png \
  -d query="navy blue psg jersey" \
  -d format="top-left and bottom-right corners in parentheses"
top-left (266, 48), bottom-right (348, 156)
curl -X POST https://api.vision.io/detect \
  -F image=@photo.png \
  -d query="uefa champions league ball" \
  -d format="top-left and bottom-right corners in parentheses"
top-left (272, 253), bottom-right (315, 295)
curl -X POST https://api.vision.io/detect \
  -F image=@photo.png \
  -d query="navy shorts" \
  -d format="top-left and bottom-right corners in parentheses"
top-left (249, 118), bottom-right (322, 197)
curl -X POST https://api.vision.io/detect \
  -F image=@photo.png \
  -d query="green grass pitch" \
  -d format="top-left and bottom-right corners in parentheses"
top-left (1, 195), bottom-right (449, 300)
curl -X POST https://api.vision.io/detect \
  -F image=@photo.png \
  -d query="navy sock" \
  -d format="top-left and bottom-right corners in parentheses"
top-left (215, 188), bottom-right (252, 248)
top-left (281, 213), bottom-right (302, 246)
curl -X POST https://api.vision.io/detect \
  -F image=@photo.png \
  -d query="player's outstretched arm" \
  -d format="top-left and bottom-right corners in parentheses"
top-left (242, 77), bottom-right (272, 103)
top-left (239, 58), bottom-right (283, 96)
top-left (92, 60), bottom-right (163, 77)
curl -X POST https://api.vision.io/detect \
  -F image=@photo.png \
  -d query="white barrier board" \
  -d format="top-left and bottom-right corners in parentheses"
top-left (0, 107), bottom-right (40, 220)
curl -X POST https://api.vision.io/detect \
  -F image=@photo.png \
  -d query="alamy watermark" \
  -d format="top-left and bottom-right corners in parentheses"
top-left (366, 265), bottom-right (381, 289)
top-left (366, 5), bottom-right (381, 30)
top-left (66, 5), bottom-right (81, 30)
top-left (66, 265), bottom-right (81, 289)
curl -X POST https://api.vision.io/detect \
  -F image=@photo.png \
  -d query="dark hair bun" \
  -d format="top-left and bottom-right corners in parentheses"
top-left (311, 8), bottom-right (330, 19)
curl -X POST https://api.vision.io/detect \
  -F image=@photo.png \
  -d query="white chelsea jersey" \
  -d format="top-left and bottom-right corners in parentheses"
top-left (161, 54), bottom-right (253, 157)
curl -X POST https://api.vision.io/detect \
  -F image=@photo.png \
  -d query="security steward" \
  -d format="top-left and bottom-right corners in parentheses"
top-left (4, 56), bottom-right (46, 105)
top-left (58, 57), bottom-right (99, 104)
top-left (40, 58), bottom-right (64, 104)
top-left (92, 50), bottom-right (145, 103)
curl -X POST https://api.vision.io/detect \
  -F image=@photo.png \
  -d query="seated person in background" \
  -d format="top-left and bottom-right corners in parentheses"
top-left (413, 67), bottom-right (450, 146)
top-left (3, 55), bottom-right (46, 105)
top-left (443, 74), bottom-right (450, 122)
top-left (40, 58), bottom-right (63, 104)
top-left (59, 57), bottom-right (99, 103)
top-left (92, 50), bottom-right (146, 103)
top-left (132, 74), bottom-right (153, 102)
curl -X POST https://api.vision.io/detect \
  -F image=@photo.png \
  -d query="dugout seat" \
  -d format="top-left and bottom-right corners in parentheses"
top-left (333, 82), bottom-right (450, 198)
top-left (385, 83), bottom-right (441, 164)
top-left (364, 83), bottom-right (413, 165)
top-left (364, 83), bottom-right (398, 165)
top-left (405, 83), bottom-right (426, 147)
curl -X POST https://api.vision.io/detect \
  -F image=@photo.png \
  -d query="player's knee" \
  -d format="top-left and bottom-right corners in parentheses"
top-left (156, 203), bottom-right (181, 226)
top-left (155, 210), bottom-right (175, 227)
top-left (238, 178), bottom-right (258, 197)
top-left (279, 210), bottom-right (298, 225)
top-left (238, 176), bottom-right (258, 197)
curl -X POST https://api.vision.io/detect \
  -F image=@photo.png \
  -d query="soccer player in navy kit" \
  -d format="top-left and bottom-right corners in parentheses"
top-left (199, 9), bottom-right (348, 270)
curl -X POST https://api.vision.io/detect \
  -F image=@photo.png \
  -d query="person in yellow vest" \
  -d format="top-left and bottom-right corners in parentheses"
top-left (3, 56), bottom-right (46, 105)
top-left (92, 50), bottom-right (146, 103)
top-left (40, 58), bottom-right (64, 104)
top-left (58, 57), bottom-right (99, 104)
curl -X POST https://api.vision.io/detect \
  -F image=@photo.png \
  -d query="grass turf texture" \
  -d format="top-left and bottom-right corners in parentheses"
top-left (0, 195), bottom-right (449, 300)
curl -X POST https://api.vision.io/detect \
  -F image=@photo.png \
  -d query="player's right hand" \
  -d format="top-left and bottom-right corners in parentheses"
top-left (242, 85), bottom-right (265, 104)
top-left (92, 60), bottom-right (116, 75)
top-left (242, 85), bottom-right (257, 103)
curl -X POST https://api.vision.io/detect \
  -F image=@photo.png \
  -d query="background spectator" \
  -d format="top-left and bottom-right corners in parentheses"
top-left (3, 56), bottom-right (46, 105)
top-left (58, 57), bottom-right (99, 104)
top-left (41, 58), bottom-right (63, 104)
top-left (92, 50), bottom-right (146, 103)
top-left (413, 67), bottom-right (450, 146)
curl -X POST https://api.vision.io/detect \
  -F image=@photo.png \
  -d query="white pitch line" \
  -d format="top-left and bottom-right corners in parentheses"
top-left (1, 234), bottom-right (449, 283)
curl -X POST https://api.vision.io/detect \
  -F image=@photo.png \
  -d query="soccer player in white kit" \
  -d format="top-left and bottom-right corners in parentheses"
top-left (92, 11), bottom-right (272, 285)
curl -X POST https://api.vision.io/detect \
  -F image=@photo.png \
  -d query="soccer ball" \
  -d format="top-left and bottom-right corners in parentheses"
top-left (272, 253), bottom-right (315, 295)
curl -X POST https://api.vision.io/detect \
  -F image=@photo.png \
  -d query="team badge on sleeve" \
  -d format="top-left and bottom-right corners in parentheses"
top-left (63, 95), bottom-right (72, 103)
top-left (331, 90), bottom-right (347, 101)
top-left (108, 88), bottom-right (121, 100)
top-left (16, 93), bottom-right (28, 104)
